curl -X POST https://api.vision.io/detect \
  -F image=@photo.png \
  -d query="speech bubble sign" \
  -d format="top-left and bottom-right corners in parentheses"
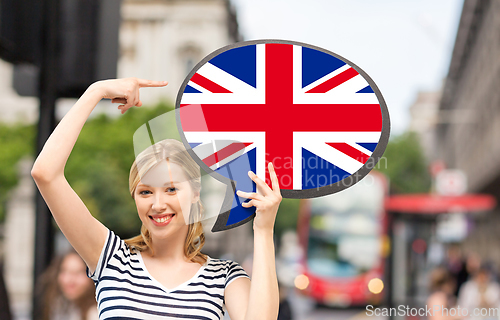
top-left (176, 39), bottom-right (390, 231)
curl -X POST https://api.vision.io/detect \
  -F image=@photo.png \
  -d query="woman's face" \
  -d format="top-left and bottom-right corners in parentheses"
top-left (58, 253), bottom-right (93, 301)
top-left (134, 160), bottom-right (199, 240)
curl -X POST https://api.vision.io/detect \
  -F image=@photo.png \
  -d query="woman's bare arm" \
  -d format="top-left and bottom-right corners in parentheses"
top-left (225, 163), bottom-right (281, 320)
top-left (31, 78), bottom-right (167, 273)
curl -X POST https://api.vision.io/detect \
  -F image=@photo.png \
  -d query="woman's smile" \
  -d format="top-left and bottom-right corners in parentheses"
top-left (149, 213), bottom-right (176, 226)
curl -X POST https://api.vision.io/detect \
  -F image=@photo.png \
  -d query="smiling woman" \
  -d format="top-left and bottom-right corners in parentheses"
top-left (125, 139), bottom-right (206, 262)
top-left (31, 78), bottom-right (281, 320)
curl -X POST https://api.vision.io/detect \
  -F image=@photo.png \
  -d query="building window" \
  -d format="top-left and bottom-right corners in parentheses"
top-left (179, 44), bottom-right (201, 76)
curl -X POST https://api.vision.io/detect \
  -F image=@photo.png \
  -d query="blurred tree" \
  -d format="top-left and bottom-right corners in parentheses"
top-left (377, 131), bottom-right (431, 194)
top-left (0, 122), bottom-right (35, 222)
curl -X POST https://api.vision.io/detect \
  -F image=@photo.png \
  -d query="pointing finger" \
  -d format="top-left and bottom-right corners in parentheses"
top-left (268, 162), bottom-right (281, 195)
top-left (137, 79), bottom-right (168, 88)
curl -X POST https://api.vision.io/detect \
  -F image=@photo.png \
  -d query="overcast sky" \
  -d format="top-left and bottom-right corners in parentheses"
top-left (231, 0), bottom-right (464, 135)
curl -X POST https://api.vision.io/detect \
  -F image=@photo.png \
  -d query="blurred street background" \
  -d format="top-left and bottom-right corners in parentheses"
top-left (4, 0), bottom-right (500, 319)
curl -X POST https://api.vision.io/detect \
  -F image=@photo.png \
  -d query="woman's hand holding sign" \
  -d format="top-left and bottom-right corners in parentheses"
top-left (237, 162), bottom-right (282, 232)
top-left (228, 162), bottom-right (281, 320)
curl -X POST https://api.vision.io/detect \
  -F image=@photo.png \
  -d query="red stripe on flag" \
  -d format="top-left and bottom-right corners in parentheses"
top-left (190, 73), bottom-right (232, 93)
top-left (264, 44), bottom-right (294, 188)
top-left (326, 143), bottom-right (371, 164)
top-left (306, 67), bottom-right (359, 93)
top-left (180, 103), bottom-right (383, 132)
top-left (202, 142), bottom-right (253, 167)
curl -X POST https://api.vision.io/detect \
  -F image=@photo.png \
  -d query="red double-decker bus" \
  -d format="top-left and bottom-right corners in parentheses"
top-left (296, 172), bottom-right (389, 307)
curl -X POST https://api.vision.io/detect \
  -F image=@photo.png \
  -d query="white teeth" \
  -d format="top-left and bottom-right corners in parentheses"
top-left (153, 215), bottom-right (173, 223)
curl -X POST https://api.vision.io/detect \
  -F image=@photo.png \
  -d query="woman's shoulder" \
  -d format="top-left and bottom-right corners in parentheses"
top-left (86, 305), bottom-right (99, 320)
top-left (204, 256), bottom-right (241, 269)
top-left (202, 256), bottom-right (249, 286)
top-left (101, 229), bottom-right (132, 258)
top-left (87, 228), bottom-right (135, 281)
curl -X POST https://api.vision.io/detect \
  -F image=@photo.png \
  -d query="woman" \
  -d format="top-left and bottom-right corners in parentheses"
top-left (426, 267), bottom-right (457, 320)
top-left (37, 251), bottom-right (98, 320)
top-left (31, 78), bottom-right (282, 319)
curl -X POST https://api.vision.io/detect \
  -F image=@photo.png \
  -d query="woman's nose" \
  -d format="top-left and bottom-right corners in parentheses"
top-left (152, 193), bottom-right (169, 212)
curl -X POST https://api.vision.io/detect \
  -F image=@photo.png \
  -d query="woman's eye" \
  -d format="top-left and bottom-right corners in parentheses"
top-left (166, 187), bottom-right (177, 193)
top-left (139, 190), bottom-right (151, 195)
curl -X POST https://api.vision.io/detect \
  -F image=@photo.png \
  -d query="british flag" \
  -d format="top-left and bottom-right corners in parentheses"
top-left (177, 41), bottom-right (387, 229)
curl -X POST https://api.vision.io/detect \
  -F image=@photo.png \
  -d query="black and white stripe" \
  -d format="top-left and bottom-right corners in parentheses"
top-left (87, 229), bottom-right (249, 319)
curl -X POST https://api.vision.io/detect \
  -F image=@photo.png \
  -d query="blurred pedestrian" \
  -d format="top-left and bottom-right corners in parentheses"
top-left (278, 283), bottom-right (293, 320)
top-left (427, 267), bottom-right (457, 320)
top-left (36, 251), bottom-right (97, 320)
top-left (465, 253), bottom-right (481, 279)
top-left (446, 244), bottom-right (469, 298)
top-left (0, 261), bottom-right (12, 320)
top-left (457, 264), bottom-right (500, 320)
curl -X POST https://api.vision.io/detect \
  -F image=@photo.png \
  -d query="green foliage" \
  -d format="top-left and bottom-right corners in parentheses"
top-left (377, 131), bottom-right (431, 194)
top-left (0, 122), bottom-right (35, 222)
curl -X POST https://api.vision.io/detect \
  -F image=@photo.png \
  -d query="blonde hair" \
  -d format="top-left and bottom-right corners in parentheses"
top-left (429, 267), bottom-right (454, 292)
top-left (124, 139), bottom-right (207, 265)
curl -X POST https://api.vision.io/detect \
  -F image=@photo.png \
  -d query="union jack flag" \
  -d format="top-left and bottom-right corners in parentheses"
top-left (177, 41), bottom-right (387, 230)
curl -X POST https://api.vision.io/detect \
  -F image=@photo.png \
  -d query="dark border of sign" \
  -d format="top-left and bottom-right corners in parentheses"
top-left (175, 39), bottom-right (390, 232)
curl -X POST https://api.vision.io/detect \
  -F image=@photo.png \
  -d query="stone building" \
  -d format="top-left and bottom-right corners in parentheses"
top-left (437, 0), bottom-right (500, 263)
top-left (0, 0), bottom-right (241, 124)
top-left (118, 0), bottom-right (241, 105)
top-left (408, 89), bottom-right (442, 161)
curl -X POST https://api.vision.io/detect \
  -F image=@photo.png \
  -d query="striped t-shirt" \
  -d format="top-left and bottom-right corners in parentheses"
top-left (86, 229), bottom-right (249, 319)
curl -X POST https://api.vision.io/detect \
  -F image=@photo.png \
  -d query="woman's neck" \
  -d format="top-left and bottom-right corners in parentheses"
top-left (148, 229), bottom-right (189, 263)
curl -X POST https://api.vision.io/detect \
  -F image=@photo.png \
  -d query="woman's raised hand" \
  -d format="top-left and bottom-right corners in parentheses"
top-left (90, 77), bottom-right (168, 114)
top-left (236, 162), bottom-right (282, 232)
